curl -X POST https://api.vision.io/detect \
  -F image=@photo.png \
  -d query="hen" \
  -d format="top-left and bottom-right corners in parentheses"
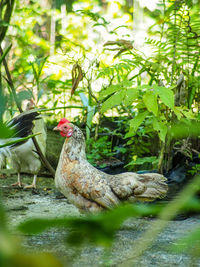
top-left (54, 118), bottom-right (168, 212)
top-left (0, 108), bottom-right (46, 188)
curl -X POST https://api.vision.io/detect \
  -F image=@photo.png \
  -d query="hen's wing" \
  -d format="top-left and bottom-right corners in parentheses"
top-left (67, 163), bottom-right (120, 209)
top-left (109, 172), bottom-right (168, 201)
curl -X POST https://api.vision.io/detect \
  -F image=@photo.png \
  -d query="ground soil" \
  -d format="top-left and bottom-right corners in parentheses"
top-left (1, 171), bottom-right (200, 267)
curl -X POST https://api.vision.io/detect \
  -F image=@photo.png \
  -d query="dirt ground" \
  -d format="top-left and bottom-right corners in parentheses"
top-left (1, 171), bottom-right (200, 267)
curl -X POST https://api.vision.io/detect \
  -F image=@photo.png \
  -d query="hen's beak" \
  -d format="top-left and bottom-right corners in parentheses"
top-left (53, 126), bottom-right (60, 131)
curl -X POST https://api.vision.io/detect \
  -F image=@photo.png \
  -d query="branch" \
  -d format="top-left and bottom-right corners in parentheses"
top-left (32, 136), bottom-right (55, 176)
top-left (0, 0), bottom-right (15, 43)
top-left (87, 78), bottom-right (99, 104)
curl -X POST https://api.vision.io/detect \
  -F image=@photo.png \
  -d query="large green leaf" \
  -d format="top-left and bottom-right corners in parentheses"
top-left (181, 109), bottom-right (195, 119)
top-left (99, 80), bottom-right (133, 100)
top-left (152, 118), bottom-right (168, 142)
top-left (143, 91), bottom-right (158, 116)
top-left (174, 107), bottom-right (183, 120)
top-left (18, 203), bottom-right (162, 247)
top-left (124, 88), bottom-right (138, 106)
top-left (126, 110), bottom-right (149, 137)
top-left (126, 156), bottom-right (158, 167)
top-left (101, 90), bottom-right (126, 113)
top-left (0, 133), bottom-right (41, 148)
top-left (154, 86), bottom-right (174, 110)
top-left (99, 85), bottom-right (119, 100)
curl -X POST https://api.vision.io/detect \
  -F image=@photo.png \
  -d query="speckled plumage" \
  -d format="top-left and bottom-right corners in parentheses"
top-left (55, 123), bottom-right (168, 212)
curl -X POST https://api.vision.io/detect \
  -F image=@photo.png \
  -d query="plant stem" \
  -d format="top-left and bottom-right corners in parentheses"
top-left (157, 141), bottom-right (165, 173)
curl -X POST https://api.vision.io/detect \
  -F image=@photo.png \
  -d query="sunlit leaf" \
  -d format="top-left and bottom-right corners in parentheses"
top-left (124, 88), bottom-right (138, 106)
top-left (99, 84), bottom-right (120, 100)
top-left (101, 91), bottom-right (126, 113)
top-left (181, 109), bottom-right (195, 119)
top-left (152, 118), bottom-right (168, 142)
top-left (154, 86), bottom-right (174, 110)
top-left (174, 107), bottom-right (183, 120)
top-left (143, 91), bottom-right (158, 116)
top-left (99, 80), bottom-right (133, 100)
top-left (126, 156), bottom-right (158, 167)
top-left (128, 110), bottom-right (149, 134)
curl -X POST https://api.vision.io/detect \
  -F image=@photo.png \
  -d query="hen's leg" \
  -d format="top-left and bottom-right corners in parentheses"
top-left (24, 174), bottom-right (37, 189)
top-left (12, 172), bottom-right (24, 187)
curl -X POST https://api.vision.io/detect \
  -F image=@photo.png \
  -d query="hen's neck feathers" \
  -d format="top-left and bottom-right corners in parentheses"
top-left (63, 125), bottom-right (87, 161)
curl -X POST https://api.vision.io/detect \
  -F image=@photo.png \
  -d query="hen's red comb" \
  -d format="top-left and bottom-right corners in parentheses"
top-left (58, 118), bottom-right (70, 126)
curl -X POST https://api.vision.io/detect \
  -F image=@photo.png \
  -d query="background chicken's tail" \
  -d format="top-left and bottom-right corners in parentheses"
top-left (131, 173), bottom-right (168, 201)
top-left (7, 109), bottom-right (40, 148)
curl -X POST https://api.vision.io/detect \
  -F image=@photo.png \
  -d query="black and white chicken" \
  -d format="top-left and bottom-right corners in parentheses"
top-left (0, 108), bottom-right (46, 188)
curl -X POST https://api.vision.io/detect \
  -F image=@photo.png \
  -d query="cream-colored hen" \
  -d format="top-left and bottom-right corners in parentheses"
top-left (54, 119), bottom-right (168, 212)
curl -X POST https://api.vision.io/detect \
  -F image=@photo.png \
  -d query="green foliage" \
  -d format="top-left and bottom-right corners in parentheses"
top-left (169, 119), bottom-right (200, 139)
top-left (86, 135), bottom-right (114, 167)
top-left (125, 156), bottom-right (158, 168)
top-left (18, 203), bottom-right (162, 246)
top-left (143, 91), bottom-right (158, 116)
top-left (152, 117), bottom-right (168, 142)
top-left (172, 226), bottom-right (200, 255)
top-left (0, 120), bottom-right (14, 139)
top-left (0, 132), bottom-right (40, 148)
top-left (188, 164), bottom-right (200, 176)
top-left (126, 111), bottom-right (149, 137)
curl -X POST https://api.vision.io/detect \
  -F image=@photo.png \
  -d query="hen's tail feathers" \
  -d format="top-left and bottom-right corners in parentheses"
top-left (0, 110), bottom-right (40, 167)
top-left (132, 173), bottom-right (168, 201)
